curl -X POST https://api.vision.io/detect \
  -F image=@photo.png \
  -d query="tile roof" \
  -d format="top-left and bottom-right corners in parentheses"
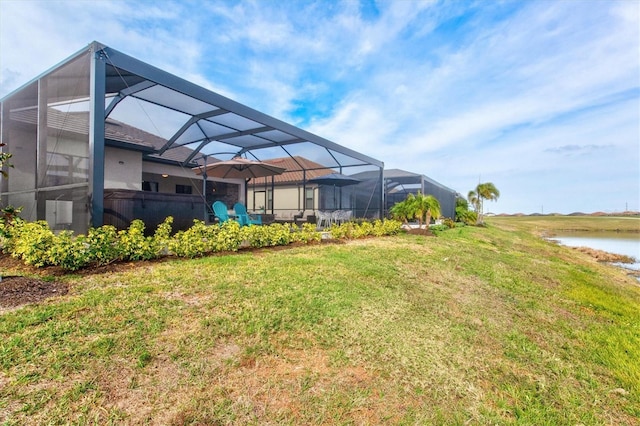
top-left (8, 108), bottom-right (201, 165)
top-left (249, 156), bottom-right (335, 185)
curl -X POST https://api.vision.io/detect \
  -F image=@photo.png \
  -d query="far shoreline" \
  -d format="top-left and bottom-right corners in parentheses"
top-left (487, 214), bottom-right (640, 234)
top-left (488, 215), bottom-right (640, 281)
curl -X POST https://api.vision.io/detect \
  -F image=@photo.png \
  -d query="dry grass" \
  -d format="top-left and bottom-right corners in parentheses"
top-left (1, 220), bottom-right (639, 424)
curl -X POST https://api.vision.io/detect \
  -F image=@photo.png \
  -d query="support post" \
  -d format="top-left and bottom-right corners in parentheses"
top-left (89, 46), bottom-right (106, 227)
top-left (202, 155), bottom-right (208, 221)
top-left (36, 78), bottom-right (48, 220)
top-left (379, 166), bottom-right (384, 219)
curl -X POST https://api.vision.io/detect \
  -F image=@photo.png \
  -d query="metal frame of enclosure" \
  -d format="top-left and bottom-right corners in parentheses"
top-left (384, 169), bottom-right (459, 219)
top-left (0, 41), bottom-right (384, 233)
top-left (352, 169), bottom-right (459, 220)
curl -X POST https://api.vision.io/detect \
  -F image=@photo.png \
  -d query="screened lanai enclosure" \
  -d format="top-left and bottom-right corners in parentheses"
top-left (351, 168), bottom-right (459, 220)
top-left (0, 41), bottom-right (383, 233)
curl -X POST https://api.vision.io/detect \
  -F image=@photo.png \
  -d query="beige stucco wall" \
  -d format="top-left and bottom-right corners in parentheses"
top-left (142, 161), bottom-right (202, 179)
top-left (105, 147), bottom-right (142, 190)
top-left (142, 162), bottom-right (245, 202)
top-left (248, 185), bottom-right (318, 219)
top-left (140, 171), bottom-right (199, 194)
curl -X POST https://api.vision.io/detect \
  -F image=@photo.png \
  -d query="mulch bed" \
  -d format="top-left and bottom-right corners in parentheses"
top-left (0, 276), bottom-right (68, 308)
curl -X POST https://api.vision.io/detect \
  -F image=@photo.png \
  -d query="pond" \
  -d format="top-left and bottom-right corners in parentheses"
top-left (552, 231), bottom-right (640, 272)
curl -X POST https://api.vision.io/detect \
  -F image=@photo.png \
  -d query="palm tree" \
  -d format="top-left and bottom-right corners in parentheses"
top-left (470, 182), bottom-right (500, 224)
top-left (389, 197), bottom-right (413, 225)
top-left (455, 197), bottom-right (476, 225)
top-left (467, 190), bottom-right (480, 214)
top-left (411, 192), bottom-right (441, 230)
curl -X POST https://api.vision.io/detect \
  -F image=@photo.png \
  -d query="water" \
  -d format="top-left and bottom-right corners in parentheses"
top-left (552, 231), bottom-right (640, 271)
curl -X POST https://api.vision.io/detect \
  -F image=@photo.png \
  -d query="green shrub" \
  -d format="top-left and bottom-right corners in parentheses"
top-left (329, 222), bottom-right (354, 239)
top-left (456, 209), bottom-right (477, 226)
top-left (354, 221), bottom-right (374, 238)
top-left (429, 224), bottom-right (450, 235)
top-left (168, 220), bottom-right (214, 258)
top-left (3, 216), bottom-right (403, 271)
top-left (118, 219), bottom-right (157, 261)
top-left (152, 216), bottom-right (174, 256)
top-left (293, 223), bottom-right (322, 243)
top-left (329, 219), bottom-right (402, 239)
top-left (242, 223), bottom-right (273, 248)
top-left (0, 205), bottom-right (23, 252)
top-left (86, 225), bottom-right (121, 265)
top-left (442, 217), bottom-right (456, 229)
top-left (47, 231), bottom-right (91, 271)
top-left (380, 219), bottom-right (402, 235)
top-left (212, 220), bottom-right (244, 252)
top-left (267, 223), bottom-right (294, 246)
top-left (10, 221), bottom-right (55, 267)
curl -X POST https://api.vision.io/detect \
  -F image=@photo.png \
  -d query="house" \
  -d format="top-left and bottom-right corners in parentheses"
top-left (0, 41), bottom-right (384, 233)
top-left (246, 156), bottom-right (363, 222)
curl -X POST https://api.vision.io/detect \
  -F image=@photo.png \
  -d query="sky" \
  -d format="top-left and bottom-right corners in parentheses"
top-left (1, 0), bottom-right (638, 214)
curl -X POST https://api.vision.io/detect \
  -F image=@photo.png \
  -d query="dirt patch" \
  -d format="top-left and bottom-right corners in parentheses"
top-left (0, 276), bottom-right (68, 309)
top-left (405, 228), bottom-right (435, 236)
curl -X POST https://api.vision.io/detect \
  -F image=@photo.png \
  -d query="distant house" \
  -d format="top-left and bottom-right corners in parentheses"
top-left (0, 41), bottom-right (384, 233)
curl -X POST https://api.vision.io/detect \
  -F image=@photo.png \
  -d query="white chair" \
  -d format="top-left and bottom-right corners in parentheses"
top-left (332, 210), bottom-right (352, 225)
top-left (331, 210), bottom-right (342, 225)
top-left (317, 211), bottom-right (332, 228)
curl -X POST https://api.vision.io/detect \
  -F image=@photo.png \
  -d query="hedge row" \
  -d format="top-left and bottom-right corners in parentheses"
top-left (0, 216), bottom-right (402, 271)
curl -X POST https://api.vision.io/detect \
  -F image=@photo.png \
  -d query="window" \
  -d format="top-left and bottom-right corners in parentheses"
top-left (142, 181), bottom-right (159, 192)
top-left (176, 184), bottom-right (192, 194)
top-left (305, 187), bottom-right (314, 210)
top-left (267, 189), bottom-right (273, 210)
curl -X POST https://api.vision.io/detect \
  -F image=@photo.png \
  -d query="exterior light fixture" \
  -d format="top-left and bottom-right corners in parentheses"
top-left (161, 174), bottom-right (169, 178)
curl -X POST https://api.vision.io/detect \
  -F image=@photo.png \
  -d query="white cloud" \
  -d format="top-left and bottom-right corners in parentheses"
top-left (1, 0), bottom-right (637, 213)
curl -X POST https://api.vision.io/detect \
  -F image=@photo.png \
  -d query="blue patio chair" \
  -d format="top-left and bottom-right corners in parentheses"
top-left (213, 201), bottom-right (232, 224)
top-left (233, 202), bottom-right (262, 226)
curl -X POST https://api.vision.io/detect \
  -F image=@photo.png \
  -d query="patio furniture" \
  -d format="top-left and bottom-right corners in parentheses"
top-left (323, 210), bottom-right (353, 226)
top-left (331, 210), bottom-right (343, 225)
top-left (213, 201), bottom-right (233, 224)
top-left (317, 210), bottom-right (332, 228)
top-left (234, 202), bottom-right (262, 226)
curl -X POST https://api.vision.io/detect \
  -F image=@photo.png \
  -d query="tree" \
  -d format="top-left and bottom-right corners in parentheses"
top-left (468, 182), bottom-right (500, 224)
top-left (455, 197), bottom-right (477, 225)
top-left (389, 192), bottom-right (441, 232)
top-left (389, 197), bottom-right (413, 225)
top-left (467, 190), bottom-right (480, 214)
top-left (411, 191), bottom-right (441, 229)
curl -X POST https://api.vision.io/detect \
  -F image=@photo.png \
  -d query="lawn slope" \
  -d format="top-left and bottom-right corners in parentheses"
top-left (1, 220), bottom-right (639, 424)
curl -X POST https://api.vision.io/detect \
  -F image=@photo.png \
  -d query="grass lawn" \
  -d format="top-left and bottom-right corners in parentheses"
top-left (1, 217), bottom-right (639, 424)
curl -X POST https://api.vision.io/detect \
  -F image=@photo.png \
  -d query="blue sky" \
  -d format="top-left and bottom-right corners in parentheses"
top-left (1, 0), bottom-right (638, 214)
